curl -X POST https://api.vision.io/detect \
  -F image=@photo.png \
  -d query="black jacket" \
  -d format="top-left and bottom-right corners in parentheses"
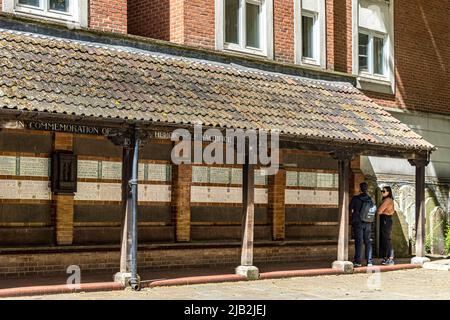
top-left (349, 193), bottom-right (373, 224)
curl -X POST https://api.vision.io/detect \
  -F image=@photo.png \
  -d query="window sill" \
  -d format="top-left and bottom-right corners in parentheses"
top-left (356, 75), bottom-right (394, 95)
top-left (222, 44), bottom-right (269, 59)
top-left (299, 58), bottom-right (325, 70)
top-left (7, 9), bottom-right (83, 29)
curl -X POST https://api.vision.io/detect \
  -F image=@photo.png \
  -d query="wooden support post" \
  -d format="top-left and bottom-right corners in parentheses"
top-left (331, 151), bottom-right (354, 273)
top-left (241, 156), bottom-right (255, 266)
top-left (236, 139), bottom-right (259, 280)
top-left (110, 127), bottom-right (143, 289)
top-left (409, 158), bottom-right (430, 265)
top-left (119, 146), bottom-right (132, 274)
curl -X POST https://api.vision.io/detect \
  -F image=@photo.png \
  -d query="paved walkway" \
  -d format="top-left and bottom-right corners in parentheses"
top-left (7, 268), bottom-right (450, 300)
top-left (0, 260), bottom-right (335, 290)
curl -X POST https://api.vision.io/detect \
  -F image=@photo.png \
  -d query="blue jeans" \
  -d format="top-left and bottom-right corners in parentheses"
top-left (353, 222), bottom-right (373, 264)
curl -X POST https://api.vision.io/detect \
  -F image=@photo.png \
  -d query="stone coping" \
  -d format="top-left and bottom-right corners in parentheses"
top-left (0, 239), bottom-right (347, 255)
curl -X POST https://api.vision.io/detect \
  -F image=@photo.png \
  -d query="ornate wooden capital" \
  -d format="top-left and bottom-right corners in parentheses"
top-left (330, 150), bottom-right (355, 161)
top-left (408, 158), bottom-right (430, 167)
top-left (106, 126), bottom-right (151, 148)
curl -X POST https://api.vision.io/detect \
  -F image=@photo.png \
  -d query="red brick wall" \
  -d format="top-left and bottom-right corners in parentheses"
top-left (366, 0), bottom-right (450, 115)
top-left (274, 0), bottom-right (294, 63)
top-left (0, 243), bottom-right (347, 279)
top-left (89, 0), bottom-right (128, 34)
top-left (330, 0), bottom-right (353, 73)
top-left (184, 0), bottom-right (215, 48)
top-left (128, 0), bottom-right (170, 40)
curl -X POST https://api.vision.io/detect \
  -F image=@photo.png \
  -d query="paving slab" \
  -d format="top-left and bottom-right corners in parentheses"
top-left (423, 259), bottom-right (450, 271)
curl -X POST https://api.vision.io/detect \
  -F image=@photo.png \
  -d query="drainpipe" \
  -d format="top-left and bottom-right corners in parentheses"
top-left (129, 126), bottom-right (140, 290)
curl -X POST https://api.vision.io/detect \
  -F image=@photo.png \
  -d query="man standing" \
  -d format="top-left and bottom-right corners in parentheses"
top-left (350, 182), bottom-right (374, 267)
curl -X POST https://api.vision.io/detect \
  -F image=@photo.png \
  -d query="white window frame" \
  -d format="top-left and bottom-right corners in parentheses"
top-left (352, 0), bottom-right (395, 94)
top-left (2, 0), bottom-right (88, 28)
top-left (358, 28), bottom-right (388, 78)
top-left (294, 0), bottom-right (326, 68)
top-left (215, 0), bottom-right (274, 59)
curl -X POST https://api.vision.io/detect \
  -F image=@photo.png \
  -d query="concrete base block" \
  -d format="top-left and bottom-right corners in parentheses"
top-left (332, 261), bottom-right (354, 273)
top-left (114, 272), bottom-right (141, 287)
top-left (235, 265), bottom-right (259, 280)
top-left (423, 259), bottom-right (450, 271)
top-left (411, 257), bottom-right (431, 266)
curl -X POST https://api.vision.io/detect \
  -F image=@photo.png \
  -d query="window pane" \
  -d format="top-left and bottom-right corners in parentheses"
top-left (358, 33), bottom-right (369, 72)
top-left (302, 15), bottom-right (314, 59)
top-left (246, 2), bottom-right (260, 48)
top-left (225, 0), bottom-right (240, 45)
top-left (373, 36), bottom-right (385, 75)
top-left (49, 0), bottom-right (69, 12)
top-left (18, 0), bottom-right (40, 7)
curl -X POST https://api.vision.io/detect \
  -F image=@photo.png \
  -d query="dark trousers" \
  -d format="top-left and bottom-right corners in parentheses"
top-left (353, 222), bottom-right (373, 264)
top-left (380, 215), bottom-right (394, 259)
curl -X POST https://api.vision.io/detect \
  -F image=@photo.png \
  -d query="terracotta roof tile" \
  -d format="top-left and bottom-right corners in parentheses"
top-left (0, 29), bottom-right (434, 152)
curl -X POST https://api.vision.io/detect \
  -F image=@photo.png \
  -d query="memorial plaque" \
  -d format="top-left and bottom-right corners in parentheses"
top-left (208, 187), bottom-right (227, 202)
top-left (19, 180), bottom-right (51, 200)
top-left (78, 160), bottom-right (100, 179)
top-left (334, 174), bottom-right (339, 189)
top-left (317, 173), bottom-right (334, 188)
top-left (254, 169), bottom-right (268, 186)
top-left (210, 167), bottom-right (230, 184)
top-left (99, 183), bottom-right (122, 201)
top-left (101, 161), bottom-right (122, 180)
top-left (286, 171), bottom-right (298, 187)
top-left (0, 156), bottom-right (17, 175)
top-left (144, 185), bottom-right (171, 202)
top-left (148, 164), bottom-right (170, 181)
top-left (231, 168), bottom-right (242, 185)
top-left (19, 157), bottom-right (50, 177)
top-left (284, 190), bottom-right (298, 205)
top-left (299, 190), bottom-right (317, 205)
top-left (190, 186), bottom-right (209, 202)
top-left (298, 172), bottom-right (317, 188)
top-left (138, 163), bottom-right (146, 181)
top-left (192, 166), bottom-right (209, 183)
top-left (330, 191), bottom-right (338, 204)
top-left (0, 180), bottom-right (19, 199)
top-left (255, 188), bottom-right (268, 204)
top-left (74, 182), bottom-right (100, 201)
top-left (226, 187), bottom-right (242, 203)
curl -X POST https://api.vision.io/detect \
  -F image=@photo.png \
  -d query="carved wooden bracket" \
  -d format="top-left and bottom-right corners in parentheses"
top-left (408, 158), bottom-right (430, 167)
top-left (106, 126), bottom-right (151, 148)
top-left (330, 150), bottom-right (355, 161)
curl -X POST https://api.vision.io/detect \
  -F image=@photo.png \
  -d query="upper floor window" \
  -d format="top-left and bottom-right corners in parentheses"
top-left (352, 0), bottom-right (394, 93)
top-left (216, 0), bottom-right (274, 58)
top-left (3, 0), bottom-right (88, 28)
top-left (295, 0), bottom-right (326, 67)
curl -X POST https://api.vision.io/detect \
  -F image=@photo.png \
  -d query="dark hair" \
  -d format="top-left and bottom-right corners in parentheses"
top-left (360, 182), bottom-right (368, 193)
top-left (382, 186), bottom-right (394, 200)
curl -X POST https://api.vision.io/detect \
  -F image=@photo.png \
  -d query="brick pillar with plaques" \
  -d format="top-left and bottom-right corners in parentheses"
top-left (172, 163), bottom-right (192, 242)
top-left (53, 132), bottom-right (74, 246)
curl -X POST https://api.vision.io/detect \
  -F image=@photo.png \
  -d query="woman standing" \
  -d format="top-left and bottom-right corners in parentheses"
top-left (378, 186), bottom-right (395, 265)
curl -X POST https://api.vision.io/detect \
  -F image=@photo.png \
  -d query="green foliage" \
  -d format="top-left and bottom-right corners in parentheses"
top-left (425, 232), bottom-right (432, 254)
top-left (445, 227), bottom-right (450, 255)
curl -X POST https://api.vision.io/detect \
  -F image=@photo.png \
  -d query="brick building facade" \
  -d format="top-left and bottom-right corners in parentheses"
top-left (0, 0), bottom-right (447, 279)
top-left (128, 0), bottom-right (450, 254)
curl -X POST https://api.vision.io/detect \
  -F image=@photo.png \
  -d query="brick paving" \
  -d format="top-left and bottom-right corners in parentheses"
top-left (6, 268), bottom-right (450, 300)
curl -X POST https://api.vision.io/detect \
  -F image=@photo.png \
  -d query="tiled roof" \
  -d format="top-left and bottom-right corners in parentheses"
top-left (0, 28), bottom-right (434, 152)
